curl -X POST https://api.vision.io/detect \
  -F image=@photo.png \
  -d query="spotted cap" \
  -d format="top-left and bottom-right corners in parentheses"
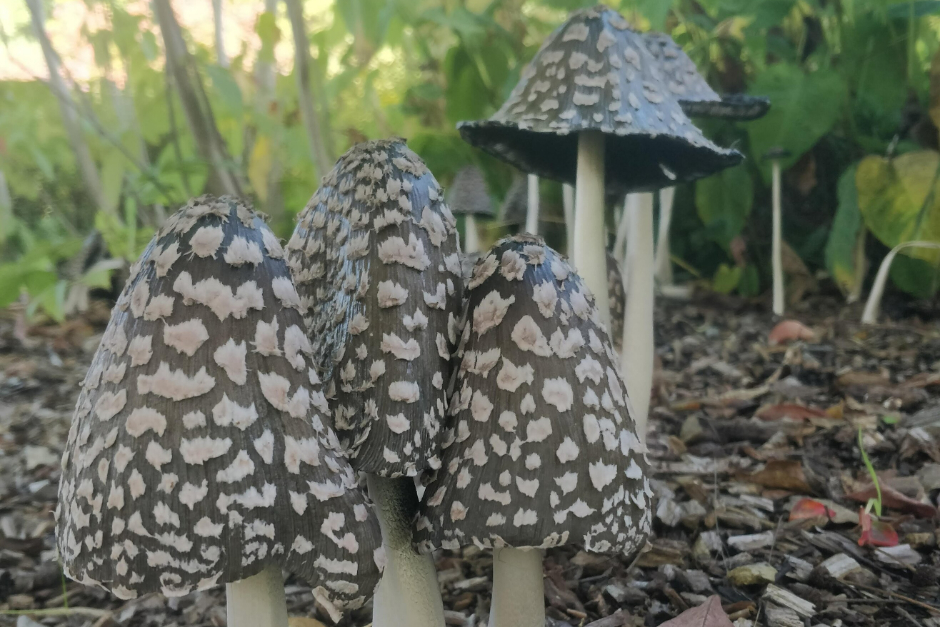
top-left (607, 252), bottom-right (624, 353)
top-left (448, 166), bottom-right (494, 217)
top-left (643, 32), bottom-right (770, 121)
top-left (56, 196), bottom-right (383, 611)
top-left (414, 235), bottom-right (652, 555)
top-left (286, 140), bottom-right (463, 478)
top-left (457, 5), bottom-right (742, 194)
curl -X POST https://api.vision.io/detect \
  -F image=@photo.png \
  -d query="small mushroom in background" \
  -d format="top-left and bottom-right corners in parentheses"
top-left (286, 140), bottom-right (462, 627)
top-left (57, 196), bottom-right (383, 627)
top-left (499, 174), bottom-right (529, 230)
top-left (449, 165), bottom-right (494, 254)
top-left (763, 146), bottom-right (792, 316)
top-left (415, 235), bottom-right (652, 627)
top-left (526, 174), bottom-right (540, 236)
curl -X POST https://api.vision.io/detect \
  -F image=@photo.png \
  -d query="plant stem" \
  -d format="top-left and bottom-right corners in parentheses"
top-left (212, 0), bottom-right (228, 68)
top-left (488, 547), bottom-right (544, 627)
top-left (861, 241), bottom-right (940, 324)
top-left (573, 131), bottom-right (609, 329)
top-left (226, 564), bottom-right (288, 627)
top-left (771, 159), bottom-right (785, 316)
top-left (623, 193), bottom-right (655, 445)
top-left (562, 183), bottom-right (574, 255)
top-left (367, 475), bottom-right (444, 627)
top-left (654, 187), bottom-right (675, 286)
top-left (526, 174), bottom-right (539, 235)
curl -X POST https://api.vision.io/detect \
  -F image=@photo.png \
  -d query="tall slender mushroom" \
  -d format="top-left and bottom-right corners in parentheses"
top-left (526, 175), bottom-right (540, 235)
top-left (449, 165), bottom-right (494, 254)
top-left (763, 146), bottom-right (791, 316)
top-left (286, 140), bottom-right (462, 627)
top-left (458, 6), bottom-right (740, 333)
top-left (415, 235), bottom-right (652, 627)
top-left (56, 196), bottom-right (383, 627)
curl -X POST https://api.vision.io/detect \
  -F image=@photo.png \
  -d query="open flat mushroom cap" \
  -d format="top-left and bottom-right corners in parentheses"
top-left (414, 235), bottom-right (652, 554)
top-left (448, 166), bottom-right (494, 217)
top-left (56, 196), bottom-right (383, 610)
top-left (286, 140), bottom-right (463, 478)
top-left (607, 252), bottom-right (624, 353)
top-left (457, 5), bottom-right (741, 193)
top-left (644, 32), bottom-right (770, 121)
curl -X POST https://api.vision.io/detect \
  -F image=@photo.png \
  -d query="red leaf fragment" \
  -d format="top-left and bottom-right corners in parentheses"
top-left (768, 320), bottom-right (815, 345)
top-left (657, 595), bottom-right (734, 627)
top-left (858, 509), bottom-right (899, 547)
top-left (846, 484), bottom-right (938, 519)
top-left (789, 498), bottom-right (836, 522)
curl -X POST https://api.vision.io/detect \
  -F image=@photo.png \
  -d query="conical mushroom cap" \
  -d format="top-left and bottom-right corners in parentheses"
top-left (607, 252), bottom-right (624, 353)
top-left (414, 236), bottom-right (652, 554)
top-left (643, 32), bottom-right (770, 121)
top-left (499, 175), bottom-right (529, 226)
top-left (286, 140), bottom-right (463, 478)
top-left (448, 166), bottom-right (494, 217)
top-left (457, 5), bottom-right (741, 193)
top-left (56, 196), bottom-right (383, 610)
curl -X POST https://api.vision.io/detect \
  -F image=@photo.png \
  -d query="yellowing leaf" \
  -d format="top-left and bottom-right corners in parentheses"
top-left (857, 151), bottom-right (940, 263)
top-left (248, 135), bottom-right (273, 204)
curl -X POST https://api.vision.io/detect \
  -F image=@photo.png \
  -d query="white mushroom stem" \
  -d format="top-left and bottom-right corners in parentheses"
top-left (771, 159), bottom-right (785, 316)
top-left (613, 195), bottom-right (632, 267)
top-left (654, 187), bottom-right (675, 286)
top-left (573, 131), bottom-right (610, 328)
top-left (847, 228), bottom-right (867, 304)
top-left (226, 564), bottom-right (288, 627)
top-left (526, 174), bottom-right (540, 235)
top-left (623, 192), bottom-right (655, 445)
top-left (562, 183), bottom-right (575, 255)
top-left (861, 241), bottom-right (940, 324)
top-left (488, 547), bottom-right (545, 627)
top-left (464, 214), bottom-right (481, 254)
top-left (368, 475), bottom-right (444, 627)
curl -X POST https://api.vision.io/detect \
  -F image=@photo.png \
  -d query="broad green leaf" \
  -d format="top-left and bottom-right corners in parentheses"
top-left (249, 135), bottom-right (274, 204)
top-left (747, 64), bottom-right (847, 181)
top-left (889, 254), bottom-right (940, 298)
top-left (206, 65), bottom-right (244, 115)
top-left (100, 149), bottom-right (126, 215)
top-left (712, 263), bottom-right (742, 294)
top-left (695, 164), bottom-right (753, 249)
top-left (0, 263), bottom-right (24, 308)
top-left (886, 0), bottom-right (940, 18)
top-left (738, 264), bottom-right (761, 297)
top-left (841, 14), bottom-right (907, 117)
top-left (638, 0), bottom-right (674, 30)
top-left (856, 151), bottom-right (940, 263)
top-left (826, 165), bottom-right (863, 295)
top-left (30, 280), bottom-right (68, 323)
top-left (255, 11), bottom-right (281, 64)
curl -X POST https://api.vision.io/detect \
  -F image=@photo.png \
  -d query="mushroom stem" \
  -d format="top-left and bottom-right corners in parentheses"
top-left (654, 187), bottom-right (675, 286)
top-left (613, 195), bottom-right (632, 267)
top-left (573, 131), bottom-right (610, 328)
top-left (562, 183), bottom-right (575, 255)
top-left (526, 174), bottom-right (540, 235)
top-left (623, 193), bottom-right (655, 445)
top-left (861, 241), bottom-right (940, 324)
top-left (488, 547), bottom-right (545, 627)
top-left (226, 564), bottom-right (288, 627)
top-left (465, 214), bottom-right (481, 254)
top-left (771, 159), bottom-right (785, 316)
top-left (367, 475), bottom-right (444, 627)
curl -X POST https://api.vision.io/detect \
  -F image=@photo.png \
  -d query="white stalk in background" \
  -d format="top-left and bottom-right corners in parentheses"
top-left (847, 228), bottom-right (867, 304)
top-left (861, 241), bottom-right (940, 324)
top-left (526, 174), bottom-right (540, 235)
top-left (613, 195), bottom-right (633, 267)
top-left (488, 547), bottom-right (545, 627)
top-left (464, 214), bottom-right (481, 254)
top-left (226, 565), bottom-right (288, 627)
top-left (212, 0), bottom-right (229, 68)
top-left (771, 158), bottom-right (785, 316)
top-left (367, 475), bottom-right (445, 627)
top-left (655, 187), bottom-right (675, 286)
top-left (573, 132), bottom-right (610, 328)
top-left (623, 193), bottom-right (654, 445)
top-left (562, 183), bottom-right (574, 255)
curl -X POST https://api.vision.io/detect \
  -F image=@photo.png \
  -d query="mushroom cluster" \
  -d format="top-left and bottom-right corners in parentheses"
top-left (57, 196), bottom-right (383, 626)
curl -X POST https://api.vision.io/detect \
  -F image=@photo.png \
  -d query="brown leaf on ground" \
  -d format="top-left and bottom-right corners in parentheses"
top-left (287, 618), bottom-right (327, 627)
top-left (657, 595), bottom-right (734, 627)
top-left (845, 484), bottom-right (939, 519)
top-left (746, 460), bottom-right (813, 492)
top-left (756, 403), bottom-right (828, 421)
top-left (768, 320), bottom-right (815, 345)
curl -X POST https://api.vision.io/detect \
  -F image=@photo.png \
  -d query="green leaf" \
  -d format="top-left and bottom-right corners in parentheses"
top-left (100, 149), bottom-right (126, 216)
top-left (205, 65), bottom-right (244, 115)
top-left (886, 0), bottom-right (940, 18)
top-left (695, 164), bottom-right (753, 249)
top-left (712, 263), bottom-right (742, 294)
top-left (31, 280), bottom-right (68, 323)
top-left (255, 11), bottom-right (280, 64)
top-left (889, 253), bottom-right (940, 298)
top-left (639, 0), bottom-right (674, 30)
top-left (140, 31), bottom-right (159, 62)
top-left (856, 151), bottom-right (940, 263)
top-left (738, 264), bottom-right (761, 297)
top-left (747, 64), bottom-right (847, 181)
top-left (826, 165), bottom-right (863, 295)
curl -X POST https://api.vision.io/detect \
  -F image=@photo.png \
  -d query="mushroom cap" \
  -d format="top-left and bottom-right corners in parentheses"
top-left (457, 5), bottom-right (742, 194)
top-left (56, 196), bottom-right (383, 609)
top-left (643, 32), bottom-right (770, 121)
top-left (414, 235), bottom-right (652, 555)
top-left (607, 252), bottom-right (624, 353)
top-left (286, 140), bottom-right (463, 478)
top-left (448, 166), bottom-right (495, 217)
top-left (499, 175), bottom-right (529, 226)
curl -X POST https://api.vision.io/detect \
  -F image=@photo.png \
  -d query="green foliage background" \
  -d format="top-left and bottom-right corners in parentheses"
top-left (2, 0), bottom-right (940, 320)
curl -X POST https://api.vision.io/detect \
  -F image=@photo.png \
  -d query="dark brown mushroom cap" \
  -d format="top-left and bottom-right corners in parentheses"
top-left (56, 196), bottom-right (383, 609)
top-left (448, 166), bottom-right (494, 217)
top-left (643, 33), bottom-right (770, 122)
top-left (457, 5), bottom-right (742, 194)
top-left (286, 140), bottom-right (463, 478)
top-left (607, 252), bottom-right (624, 353)
top-left (414, 235), bottom-right (652, 554)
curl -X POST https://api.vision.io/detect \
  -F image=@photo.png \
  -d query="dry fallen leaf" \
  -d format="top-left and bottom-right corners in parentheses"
top-left (768, 320), bottom-right (816, 345)
top-left (845, 484), bottom-right (939, 519)
top-left (756, 403), bottom-right (828, 421)
top-left (657, 595), bottom-right (733, 627)
top-left (747, 460), bottom-right (813, 493)
top-left (858, 509), bottom-right (900, 547)
top-left (288, 618), bottom-right (327, 627)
